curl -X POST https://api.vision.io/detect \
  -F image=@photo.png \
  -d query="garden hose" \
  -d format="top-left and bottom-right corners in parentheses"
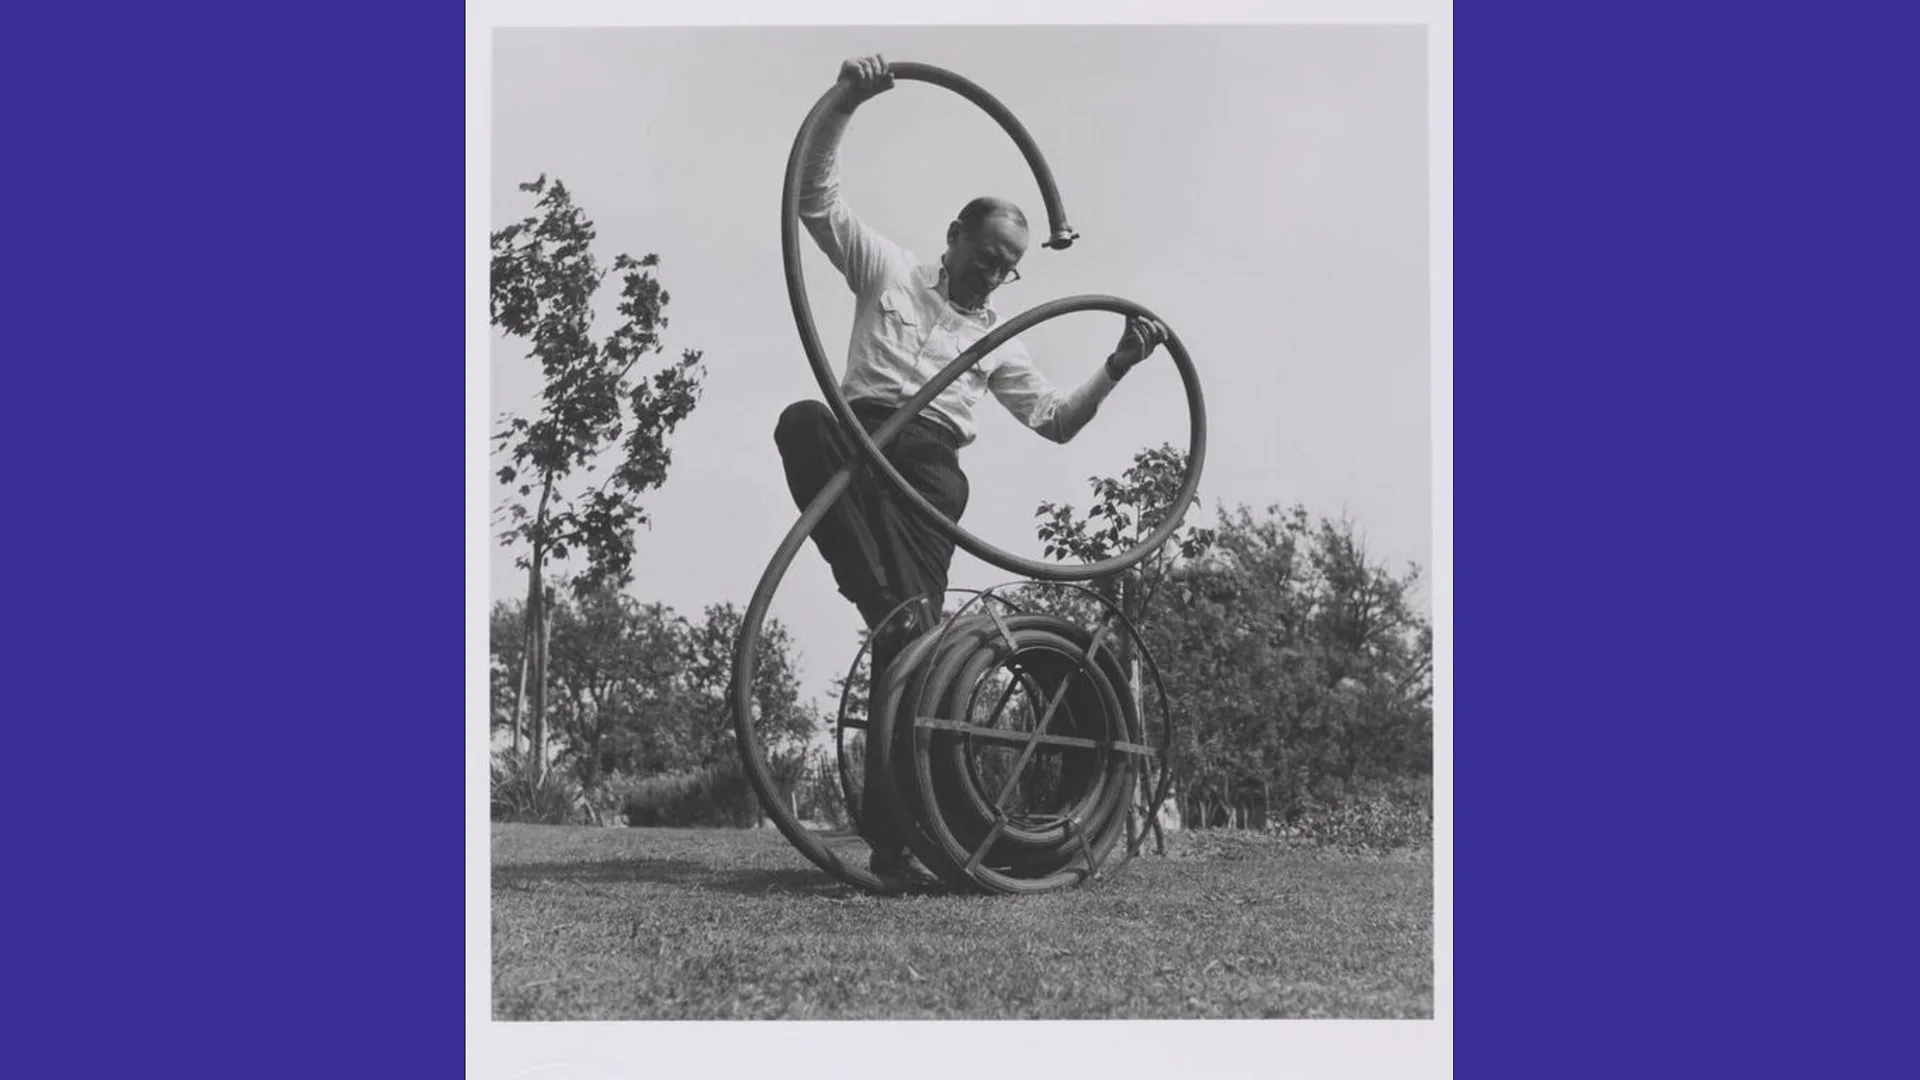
top-left (732, 61), bottom-right (1207, 895)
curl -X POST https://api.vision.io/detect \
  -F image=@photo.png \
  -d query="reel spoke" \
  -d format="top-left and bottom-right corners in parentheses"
top-left (914, 716), bottom-right (1155, 756)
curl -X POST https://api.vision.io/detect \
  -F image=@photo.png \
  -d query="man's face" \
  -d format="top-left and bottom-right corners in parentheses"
top-left (945, 214), bottom-right (1029, 310)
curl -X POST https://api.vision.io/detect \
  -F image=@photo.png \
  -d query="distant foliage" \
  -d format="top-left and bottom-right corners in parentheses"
top-left (1036, 447), bottom-right (1431, 840)
top-left (491, 747), bottom-right (592, 825)
top-left (619, 754), bottom-right (809, 828)
top-left (1146, 504), bottom-right (1432, 830)
top-left (792, 746), bottom-right (851, 829)
top-left (1272, 775), bottom-right (1432, 851)
top-left (619, 764), bottom-right (757, 828)
top-left (489, 583), bottom-right (822, 825)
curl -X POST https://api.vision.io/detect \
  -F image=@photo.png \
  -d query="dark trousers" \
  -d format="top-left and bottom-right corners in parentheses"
top-left (775, 399), bottom-right (969, 857)
top-left (774, 399), bottom-right (970, 635)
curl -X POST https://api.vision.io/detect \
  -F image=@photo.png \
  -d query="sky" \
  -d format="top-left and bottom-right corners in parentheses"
top-left (487, 24), bottom-right (1432, 710)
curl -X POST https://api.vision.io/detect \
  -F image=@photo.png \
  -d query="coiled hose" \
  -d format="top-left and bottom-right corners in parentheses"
top-left (732, 61), bottom-right (1207, 895)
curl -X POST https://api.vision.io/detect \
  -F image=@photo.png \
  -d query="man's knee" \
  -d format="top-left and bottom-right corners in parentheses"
top-left (775, 400), bottom-right (832, 451)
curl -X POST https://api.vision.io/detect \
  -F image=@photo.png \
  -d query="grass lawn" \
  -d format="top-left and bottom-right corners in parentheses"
top-left (491, 823), bottom-right (1431, 1020)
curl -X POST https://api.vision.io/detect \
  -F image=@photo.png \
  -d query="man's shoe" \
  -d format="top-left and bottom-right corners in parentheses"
top-left (869, 846), bottom-right (942, 890)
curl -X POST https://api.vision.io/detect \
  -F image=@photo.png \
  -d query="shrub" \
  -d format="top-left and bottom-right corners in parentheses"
top-left (790, 746), bottom-right (851, 830)
top-left (620, 761), bottom-right (760, 827)
top-left (583, 773), bottom-right (647, 827)
top-left (1274, 774), bottom-right (1432, 852)
top-left (491, 748), bottom-right (591, 824)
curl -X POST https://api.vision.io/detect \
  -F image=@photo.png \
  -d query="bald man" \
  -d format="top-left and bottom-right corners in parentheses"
top-left (774, 54), bottom-right (1169, 887)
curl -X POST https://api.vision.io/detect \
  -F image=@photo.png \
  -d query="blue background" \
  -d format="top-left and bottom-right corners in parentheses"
top-left (5, 2), bottom-right (1915, 1076)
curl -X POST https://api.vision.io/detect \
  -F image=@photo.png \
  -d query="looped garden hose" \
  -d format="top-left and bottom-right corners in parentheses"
top-left (733, 62), bottom-right (1207, 895)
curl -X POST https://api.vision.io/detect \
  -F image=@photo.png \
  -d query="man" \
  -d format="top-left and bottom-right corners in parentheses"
top-left (774, 54), bottom-right (1169, 888)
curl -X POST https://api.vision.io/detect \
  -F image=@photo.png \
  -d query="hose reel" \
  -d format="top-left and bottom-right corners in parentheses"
top-left (844, 584), bottom-right (1181, 894)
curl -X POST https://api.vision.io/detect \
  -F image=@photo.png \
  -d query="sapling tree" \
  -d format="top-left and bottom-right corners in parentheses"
top-left (491, 174), bottom-right (706, 780)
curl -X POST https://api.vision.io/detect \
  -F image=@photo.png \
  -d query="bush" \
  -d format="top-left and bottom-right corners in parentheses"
top-left (1274, 774), bottom-right (1432, 852)
top-left (791, 746), bottom-right (851, 830)
top-left (621, 761), bottom-right (761, 827)
top-left (491, 748), bottom-right (592, 824)
top-left (582, 773), bottom-right (646, 827)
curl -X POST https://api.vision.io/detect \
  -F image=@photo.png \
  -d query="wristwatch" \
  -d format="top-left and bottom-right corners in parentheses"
top-left (1105, 354), bottom-right (1130, 381)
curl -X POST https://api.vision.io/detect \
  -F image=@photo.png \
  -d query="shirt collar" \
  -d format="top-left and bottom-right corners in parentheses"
top-left (922, 262), bottom-right (997, 324)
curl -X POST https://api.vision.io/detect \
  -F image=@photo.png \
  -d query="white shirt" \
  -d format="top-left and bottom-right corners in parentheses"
top-left (798, 109), bottom-right (1119, 447)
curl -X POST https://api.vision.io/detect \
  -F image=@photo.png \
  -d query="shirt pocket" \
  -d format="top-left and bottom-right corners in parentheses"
top-left (875, 288), bottom-right (922, 353)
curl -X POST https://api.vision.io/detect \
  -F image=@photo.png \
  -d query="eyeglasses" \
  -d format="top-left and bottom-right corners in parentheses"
top-left (972, 258), bottom-right (1021, 285)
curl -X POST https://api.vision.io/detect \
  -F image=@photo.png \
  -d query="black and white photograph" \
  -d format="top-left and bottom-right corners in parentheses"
top-left (474, 5), bottom-right (1448, 1069)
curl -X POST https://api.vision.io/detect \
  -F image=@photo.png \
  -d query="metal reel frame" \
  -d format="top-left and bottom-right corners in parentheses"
top-left (833, 581), bottom-right (1180, 895)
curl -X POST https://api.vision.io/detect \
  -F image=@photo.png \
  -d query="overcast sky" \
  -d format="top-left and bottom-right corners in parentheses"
top-left (488, 24), bottom-right (1430, 709)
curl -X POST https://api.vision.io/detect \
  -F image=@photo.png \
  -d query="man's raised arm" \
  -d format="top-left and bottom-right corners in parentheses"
top-left (798, 55), bottom-right (908, 298)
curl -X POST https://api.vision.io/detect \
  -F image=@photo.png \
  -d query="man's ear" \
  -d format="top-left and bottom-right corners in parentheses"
top-left (946, 221), bottom-right (962, 246)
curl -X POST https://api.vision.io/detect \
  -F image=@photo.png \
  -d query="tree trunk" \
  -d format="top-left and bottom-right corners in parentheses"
top-left (527, 559), bottom-right (550, 785)
top-left (510, 646), bottom-right (529, 754)
top-left (1125, 647), bottom-right (1170, 855)
top-left (526, 479), bottom-right (555, 784)
top-left (581, 720), bottom-right (600, 792)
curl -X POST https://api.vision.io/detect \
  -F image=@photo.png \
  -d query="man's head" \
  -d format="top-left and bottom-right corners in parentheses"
top-left (943, 197), bottom-right (1029, 311)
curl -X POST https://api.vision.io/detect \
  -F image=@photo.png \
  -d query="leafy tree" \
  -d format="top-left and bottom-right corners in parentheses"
top-left (1149, 504), bottom-right (1432, 827)
top-left (547, 587), bottom-right (692, 788)
top-left (670, 603), bottom-right (820, 825)
top-left (1033, 445), bottom-right (1214, 841)
top-left (1302, 515), bottom-right (1433, 779)
top-left (682, 603), bottom-right (818, 767)
top-left (489, 589), bottom-right (824, 825)
top-left (491, 174), bottom-right (707, 780)
top-left (1035, 443), bottom-right (1216, 631)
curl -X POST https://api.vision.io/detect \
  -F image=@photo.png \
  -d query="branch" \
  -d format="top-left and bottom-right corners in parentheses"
top-left (608, 347), bottom-right (654, 386)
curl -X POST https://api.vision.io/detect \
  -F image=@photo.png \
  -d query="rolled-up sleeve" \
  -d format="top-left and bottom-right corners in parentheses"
top-left (798, 109), bottom-right (906, 299)
top-left (988, 342), bottom-right (1122, 444)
